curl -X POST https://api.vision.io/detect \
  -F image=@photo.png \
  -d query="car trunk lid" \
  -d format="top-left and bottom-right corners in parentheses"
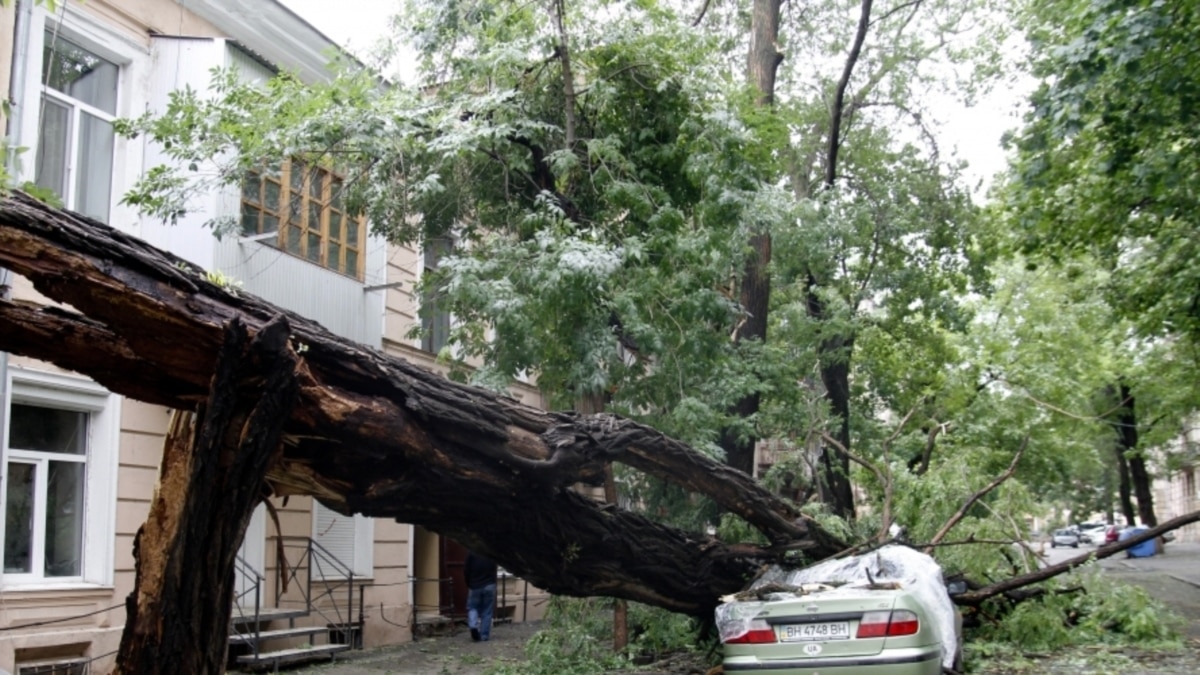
top-left (754, 585), bottom-right (898, 658)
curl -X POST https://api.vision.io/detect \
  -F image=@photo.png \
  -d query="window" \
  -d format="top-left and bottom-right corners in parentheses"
top-left (420, 238), bottom-right (452, 353)
top-left (35, 30), bottom-right (118, 223)
top-left (2, 371), bottom-right (118, 586)
top-left (4, 404), bottom-right (86, 577)
top-left (18, 659), bottom-right (88, 675)
top-left (241, 161), bottom-right (366, 279)
top-left (312, 502), bottom-right (372, 578)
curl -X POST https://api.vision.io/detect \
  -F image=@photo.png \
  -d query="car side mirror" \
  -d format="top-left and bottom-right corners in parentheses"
top-left (945, 580), bottom-right (968, 596)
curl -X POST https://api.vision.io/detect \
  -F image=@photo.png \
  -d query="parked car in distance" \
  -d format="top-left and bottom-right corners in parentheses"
top-left (1051, 529), bottom-right (1080, 548)
top-left (1079, 525), bottom-right (1107, 545)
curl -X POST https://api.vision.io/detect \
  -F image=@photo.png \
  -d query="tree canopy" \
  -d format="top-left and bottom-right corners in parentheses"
top-left (1006, 0), bottom-right (1200, 344)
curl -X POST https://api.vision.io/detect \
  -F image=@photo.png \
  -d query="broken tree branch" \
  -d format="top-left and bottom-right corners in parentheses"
top-left (925, 437), bottom-right (1028, 552)
top-left (953, 508), bottom-right (1200, 607)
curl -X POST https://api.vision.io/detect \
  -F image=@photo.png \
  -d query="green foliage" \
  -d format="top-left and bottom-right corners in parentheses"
top-left (973, 568), bottom-right (1184, 652)
top-left (486, 597), bottom-right (708, 675)
top-left (1006, 0), bottom-right (1200, 344)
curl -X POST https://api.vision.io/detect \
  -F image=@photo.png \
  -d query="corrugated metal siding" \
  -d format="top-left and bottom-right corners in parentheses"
top-left (214, 239), bottom-right (383, 347)
top-left (227, 42), bottom-right (275, 84)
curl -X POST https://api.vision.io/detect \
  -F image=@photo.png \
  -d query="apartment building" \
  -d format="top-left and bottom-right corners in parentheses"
top-left (0, 1), bottom-right (546, 672)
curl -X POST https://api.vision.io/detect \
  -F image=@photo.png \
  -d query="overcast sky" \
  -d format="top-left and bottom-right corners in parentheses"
top-left (279, 0), bottom-right (1024, 192)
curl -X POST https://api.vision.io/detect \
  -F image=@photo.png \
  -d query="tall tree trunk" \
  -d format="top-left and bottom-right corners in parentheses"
top-left (1112, 382), bottom-right (1157, 526)
top-left (720, 0), bottom-right (784, 476)
top-left (117, 317), bottom-right (298, 673)
top-left (1108, 382), bottom-right (1155, 526)
top-left (553, 0), bottom-right (577, 148)
top-left (576, 391), bottom-right (627, 652)
top-left (803, 0), bottom-right (873, 521)
top-left (1113, 440), bottom-right (1137, 526)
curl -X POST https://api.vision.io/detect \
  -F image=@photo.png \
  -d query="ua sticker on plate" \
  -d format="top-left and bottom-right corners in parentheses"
top-left (803, 643), bottom-right (823, 656)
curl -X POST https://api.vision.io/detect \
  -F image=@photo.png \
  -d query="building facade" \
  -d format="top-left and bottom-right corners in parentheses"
top-left (1153, 422), bottom-right (1200, 544)
top-left (0, 1), bottom-right (547, 672)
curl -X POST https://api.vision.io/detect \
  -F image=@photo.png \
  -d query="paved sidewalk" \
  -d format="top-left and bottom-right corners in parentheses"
top-left (1098, 541), bottom-right (1200, 584)
top-left (1098, 541), bottom-right (1200, 639)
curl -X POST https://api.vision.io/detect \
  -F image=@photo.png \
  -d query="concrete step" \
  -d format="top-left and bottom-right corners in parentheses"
top-left (229, 625), bottom-right (328, 645)
top-left (230, 607), bottom-right (310, 625)
top-left (236, 644), bottom-right (351, 670)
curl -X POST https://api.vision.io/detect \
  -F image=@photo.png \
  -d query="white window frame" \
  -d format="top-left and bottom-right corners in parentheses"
top-left (36, 38), bottom-right (119, 219)
top-left (13, 5), bottom-right (149, 231)
top-left (311, 501), bottom-right (373, 579)
top-left (419, 237), bottom-right (455, 355)
top-left (1, 369), bottom-right (119, 589)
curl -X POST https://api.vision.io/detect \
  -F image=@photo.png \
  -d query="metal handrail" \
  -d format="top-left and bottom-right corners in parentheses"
top-left (273, 536), bottom-right (360, 647)
top-left (231, 554), bottom-right (265, 659)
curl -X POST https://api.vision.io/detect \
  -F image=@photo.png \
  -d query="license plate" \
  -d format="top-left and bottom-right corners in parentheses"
top-left (780, 621), bottom-right (851, 641)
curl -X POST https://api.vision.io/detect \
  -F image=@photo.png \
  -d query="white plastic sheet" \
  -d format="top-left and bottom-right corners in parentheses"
top-left (715, 545), bottom-right (959, 669)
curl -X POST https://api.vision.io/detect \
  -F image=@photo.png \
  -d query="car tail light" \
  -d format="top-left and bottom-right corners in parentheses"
top-left (723, 619), bottom-right (777, 644)
top-left (886, 610), bottom-right (920, 636)
top-left (856, 610), bottom-right (919, 638)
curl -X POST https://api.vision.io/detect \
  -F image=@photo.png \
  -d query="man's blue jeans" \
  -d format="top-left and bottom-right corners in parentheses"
top-left (467, 583), bottom-right (497, 640)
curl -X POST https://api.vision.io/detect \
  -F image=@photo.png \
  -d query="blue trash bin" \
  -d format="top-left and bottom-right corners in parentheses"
top-left (1119, 526), bottom-right (1156, 558)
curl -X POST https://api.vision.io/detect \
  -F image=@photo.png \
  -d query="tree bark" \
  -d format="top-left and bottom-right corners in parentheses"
top-left (748, 0), bottom-right (784, 107)
top-left (117, 317), bottom-right (298, 673)
top-left (0, 191), bottom-right (844, 623)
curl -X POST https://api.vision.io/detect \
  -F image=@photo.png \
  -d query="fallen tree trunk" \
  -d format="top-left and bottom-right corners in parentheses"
top-left (0, 190), bottom-right (843, 620)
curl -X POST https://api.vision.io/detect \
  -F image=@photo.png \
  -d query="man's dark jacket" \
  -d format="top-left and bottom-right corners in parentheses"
top-left (464, 552), bottom-right (497, 590)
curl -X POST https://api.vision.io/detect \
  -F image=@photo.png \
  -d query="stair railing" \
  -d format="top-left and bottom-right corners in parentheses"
top-left (274, 536), bottom-right (359, 648)
top-left (231, 554), bottom-right (265, 660)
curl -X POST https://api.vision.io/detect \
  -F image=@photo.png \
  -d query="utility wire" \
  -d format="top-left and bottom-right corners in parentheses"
top-left (0, 602), bottom-right (123, 632)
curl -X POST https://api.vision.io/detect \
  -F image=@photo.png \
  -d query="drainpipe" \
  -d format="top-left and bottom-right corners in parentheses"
top-left (3, 0), bottom-right (33, 441)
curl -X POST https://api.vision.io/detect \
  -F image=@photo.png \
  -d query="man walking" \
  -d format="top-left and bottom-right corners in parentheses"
top-left (464, 550), bottom-right (498, 642)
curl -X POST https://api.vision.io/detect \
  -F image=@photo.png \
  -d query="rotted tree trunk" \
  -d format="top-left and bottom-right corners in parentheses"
top-left (117, 317), bottom-right (298, 673)
top-left (0, 191), bottom-right (844, 631)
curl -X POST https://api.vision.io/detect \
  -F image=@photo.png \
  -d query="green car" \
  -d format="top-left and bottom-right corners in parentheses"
top-left (717, 546), bottom-right (957, 675)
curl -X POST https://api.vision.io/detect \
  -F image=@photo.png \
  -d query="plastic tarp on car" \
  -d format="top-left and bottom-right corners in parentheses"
top-left (715, 545), bottom-right (959, 669)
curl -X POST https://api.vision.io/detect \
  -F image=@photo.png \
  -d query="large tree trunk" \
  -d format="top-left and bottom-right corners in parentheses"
top-left (1110, 382), bottom-right (1157, 526)
top-left (1112, 434), bottom-right (1137, 526)
top-left (814, 331), bottom-right (856, 517)
top-left (0, 191), bottom-right (843, 624)
top-left (720, 0), bottom-right (784, 476)
top-left (117, 317), bottom-right (297, 673)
